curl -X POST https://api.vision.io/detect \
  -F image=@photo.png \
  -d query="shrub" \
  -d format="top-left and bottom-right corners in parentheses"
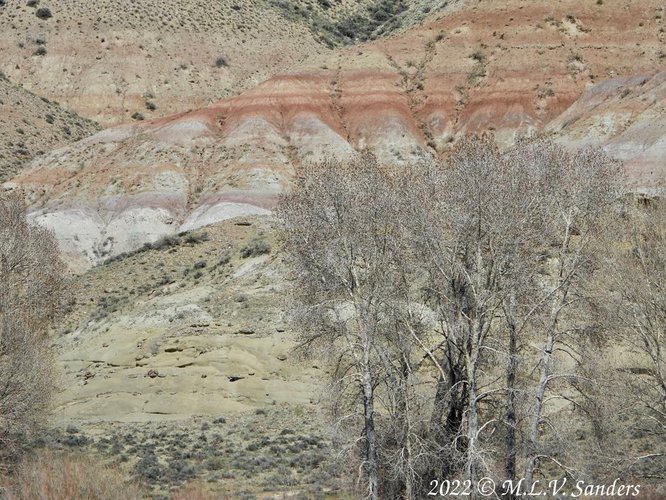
top-left (167, 458), bottom-right (197, 482)
top-left (33, 46), bottom-right (47, 56)
top-left (131, 112), bottom-right (144, 121)
top-left (143, 234), bottom-right (180, 251)
top-left (214, 56), bottom-right (228, 68)
top-left (184, 231), bottom-right (209, 244)
top-left (5, 451), bottom-right (143, 499)
top-left (132, 452), bottom-right (161, 483)
top-left (145, 100), bottom-right (157, 111)
top-left (471, 49), bottom-right (486, 63)
top-left (217, 250), bottom-right (231, 266)
top-left (240, 239), bottom-right (271, 258)
top-left (35, 7), bottom-right (52, 19)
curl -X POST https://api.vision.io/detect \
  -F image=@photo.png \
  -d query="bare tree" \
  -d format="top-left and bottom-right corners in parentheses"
top-left (0, 191), bottom-right (67, 470)
top-left (405, 137), bottom-right (561, 488)
top-left (516, 143), bottom-right (619, 486)
top-left (599, 200), bottom-right (666, 479)
top-left (279, 137), bottom-right (626, 498)
top-left (277, 153), bottom-right (428, 499)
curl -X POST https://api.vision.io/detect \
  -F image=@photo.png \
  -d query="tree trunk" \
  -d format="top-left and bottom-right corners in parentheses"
top-left (505, 301), bottom-right (518, 496)
top-left (465, 332), bottom-right (480, 487)
top-left (428, 344), bottom-right (466, 480)
top-left (362, 365), bottom-right (380, 500)
top-left (399, 357), bottom-right (414, 500)
top-left (525, 279), bottom-right (568, 485)
top-left (524, 327), bottom-right (554, 486)
top-left (525, 219), bottom-right (573, 486)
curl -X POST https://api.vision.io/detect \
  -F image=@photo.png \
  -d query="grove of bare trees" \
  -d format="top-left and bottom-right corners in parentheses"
top-left (278, 137), bottom-right (665, 498)
top-left (0, 192), bottom-right (66, 471)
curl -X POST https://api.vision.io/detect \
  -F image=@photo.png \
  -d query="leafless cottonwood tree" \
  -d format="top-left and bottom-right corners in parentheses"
top-left (599, 200), bottom-right (666, 479)
top-left (277, 154), bottom-right (430, 499)
top-left (279, 138), bottom-right (625, 499)
top-left (516, 143), bottom-right (619, 487)
top-left (406, 137), bottom-right (558, 487)
top-left (0, 192), bottom-right (66, 470)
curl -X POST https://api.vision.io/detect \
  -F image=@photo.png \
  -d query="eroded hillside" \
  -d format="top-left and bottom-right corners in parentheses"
top-left (0, 0), bottom-right (326, 125)
top-left (0, 0), bottom-right (461, 126)
top-left (0, 72), bottom-right (100, 181)
top-left (549, 71), bottom-right (666, 194)
top-left (54, 218), bottom-right (319, 422)
top-left (5, 0), bottom-right (664, 269)
top-left (49, 216), bottom-right (336, 497)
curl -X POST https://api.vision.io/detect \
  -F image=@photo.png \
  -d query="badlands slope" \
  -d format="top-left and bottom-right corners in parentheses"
top-left (50, 217), bottom-right (337, 497)
top-left (549, 70), bottom-right (666, 194)
top-left (0, 0), bottom-right (326, 125)
top-left (0, 0), bottom-right (459, 126)
top-left (6, 0), bottom-right (665, 270)
top-left (54, 218), bottom-right (318, 422)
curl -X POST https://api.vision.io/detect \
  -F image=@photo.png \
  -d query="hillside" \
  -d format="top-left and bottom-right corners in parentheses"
top-left (266, 0), bottom-right (463, 47)
top-left (4, 0), bottom-right (665, 270)
top-left (47, 217), bottom-right (337, 497)
top-left (54, 218), bottom-right (317, 421)
top-left (0, 0), bottom-right (325, 125)
top-left (0, 72), bottom-right (100, 182)
top-left (549, 70), bottom-right (666, 194)
top-left (0, 0), bottom-right (460, 126)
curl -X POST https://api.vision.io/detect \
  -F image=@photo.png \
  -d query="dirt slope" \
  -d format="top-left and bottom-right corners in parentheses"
top-left (54, 218), bottom-right (318, 422)
top-left (0, 0), bottom-right (327, 125)
top-left (4, 0), bottom-right (665, 270)
top-left (49, 217), bottom-right (337, 497)
top-left (0, 73), bottom-right (100, 181)
top-left (549, 70), bottom-right (666, 194)
top-left (0, 0), bottom-right (461, 126)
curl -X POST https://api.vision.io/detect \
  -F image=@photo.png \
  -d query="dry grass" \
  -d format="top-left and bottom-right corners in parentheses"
top-left (4, 451), bottom-right (144, 500)
top-left (170, 483), bottom-right (218, 500)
